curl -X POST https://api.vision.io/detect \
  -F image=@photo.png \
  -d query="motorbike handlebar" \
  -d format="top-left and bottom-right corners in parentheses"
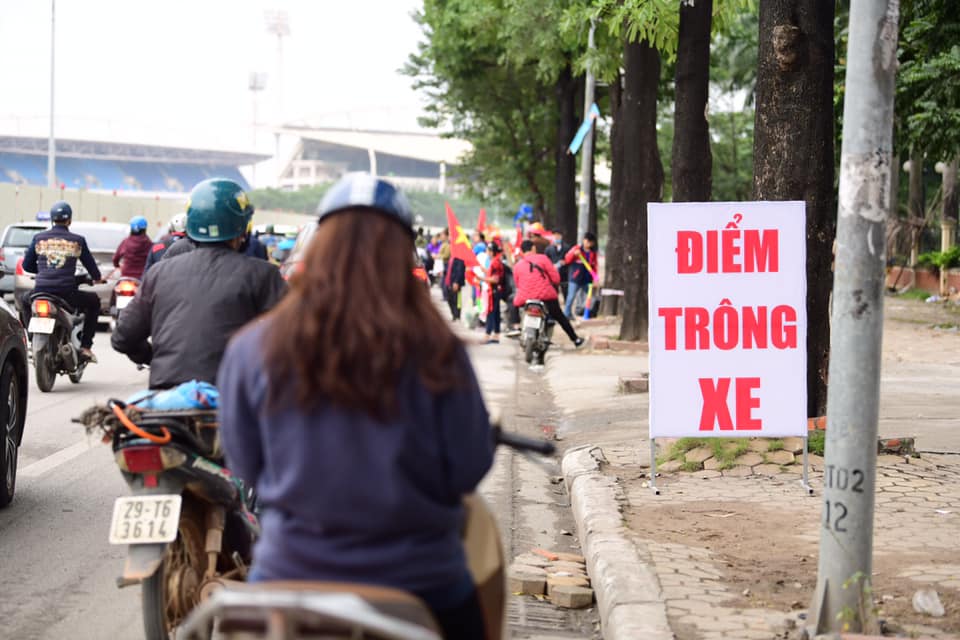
top-left (492, 425), bottom-right (556, 456)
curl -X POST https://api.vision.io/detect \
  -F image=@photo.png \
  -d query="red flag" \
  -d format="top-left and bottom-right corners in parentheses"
top-left (446, 202), bottom-right (481, 270)
top-left (477, 208), bottom-right (487, 234)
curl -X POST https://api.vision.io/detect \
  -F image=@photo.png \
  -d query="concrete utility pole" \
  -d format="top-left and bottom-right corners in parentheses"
top-left (576, 19), bottom-right (596, 242)
top-left (809, 0), bottom-right (899, 635)
top-left (47, 0), bottom-right (56, 189)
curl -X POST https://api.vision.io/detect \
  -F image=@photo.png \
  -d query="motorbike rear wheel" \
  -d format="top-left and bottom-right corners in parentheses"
top-left (142, 499), bottom-right (207, 640)
top-left (524, 338), bottom-right (536, 364)
top-left (32, 340), bottom-right (56, 393)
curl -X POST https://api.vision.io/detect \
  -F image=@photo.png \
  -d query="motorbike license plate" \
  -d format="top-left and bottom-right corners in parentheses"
top-left (27, 317), bottom-right (56, 334)
top-left (116, 296), bottom-right (133, 310)
top-left (108, 495), bottom-right (181, 545)
top-left (523, 316), bottom-right (543, 331)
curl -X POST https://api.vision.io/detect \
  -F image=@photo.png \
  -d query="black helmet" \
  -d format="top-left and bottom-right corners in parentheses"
top-left (185, 179), bottom-right (254, 243)
top-left (316, 173), bottom-right (413, 237)
top-left (50, 200), bottom-right (73, 223)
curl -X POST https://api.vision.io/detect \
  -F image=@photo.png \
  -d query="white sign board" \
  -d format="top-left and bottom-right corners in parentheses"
top-left (648, 201), bottom-right (807, 438)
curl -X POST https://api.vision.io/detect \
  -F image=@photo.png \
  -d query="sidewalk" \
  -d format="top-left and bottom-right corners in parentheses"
top-left (544, 300), bottom-right (960, 639)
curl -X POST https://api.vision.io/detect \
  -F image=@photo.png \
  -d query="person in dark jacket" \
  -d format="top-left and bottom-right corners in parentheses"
top-left (143, 213), bottom-right (187, 272)
top-left (22, 200), bottom-right (104, 361)
top-left (544, 230), bottom-right (571, 303)
top-left (112, 215), bottom-right (153, 280)
top-left (112, 179), bottom-right (286, 389)
top-left (443, 256), bottom-right (466, 321)
top-left (241, 222), bottom-right (270, 260)
top-left (218, 173), bottom-right (493, 640)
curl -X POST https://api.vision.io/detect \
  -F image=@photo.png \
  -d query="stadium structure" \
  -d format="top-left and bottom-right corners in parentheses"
top-left (275, 126), bottom-right (470, 193)
top-left (0, 136), bottom-right (266, 193)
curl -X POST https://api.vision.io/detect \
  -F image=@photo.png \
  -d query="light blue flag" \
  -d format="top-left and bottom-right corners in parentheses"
top-left (567, 103), bottom-right (601, 155)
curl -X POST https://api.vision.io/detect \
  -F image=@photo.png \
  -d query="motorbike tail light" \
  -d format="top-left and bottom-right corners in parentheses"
top-left (33, 299), bottom-right (53, 317)
top-left (116, 446), bottom-right (186, 473)
top-left (15, 257), bottom-right (24, 276)
top-left (525, 306), bottom-right (543, 317)
top-left (0, 249), bottom-right (5, 264)
top-left (115, 280), bottom-right (138, 295)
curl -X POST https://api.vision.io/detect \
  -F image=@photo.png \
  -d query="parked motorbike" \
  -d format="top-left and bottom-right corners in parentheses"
top-left (178, 428), bottom-right (555, 640)
top-left (111, 276), bottom-right (140, 327)
top-left (78, 395), bottom-right (259, 640)
top-left (519, 299), bottom-right (554, 365)
top-left (27, 276), bottom-right (93, 391)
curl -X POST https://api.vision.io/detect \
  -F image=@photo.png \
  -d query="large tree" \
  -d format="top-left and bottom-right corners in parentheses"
top-left (672, 0), bottom-right (714, 201)
top-left (752, 0), bottom-right (835, 416)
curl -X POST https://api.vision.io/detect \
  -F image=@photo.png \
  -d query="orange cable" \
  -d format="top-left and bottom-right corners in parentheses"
top-left (111, 403), bottom-right (171, 444)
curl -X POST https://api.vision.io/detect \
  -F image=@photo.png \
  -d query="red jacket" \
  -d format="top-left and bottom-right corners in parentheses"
top-left (564, 244), bottom-right (598, 286)
top-left (513, 253), bottom-right (560, 306)
top-left (113, 233), bottom-right (153, 279)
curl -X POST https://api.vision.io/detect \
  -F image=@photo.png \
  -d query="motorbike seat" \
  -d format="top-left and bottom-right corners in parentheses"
top-left (215, 581), bottom-right (441, 636)
top-left (29, 291), bottom-right (77, 314)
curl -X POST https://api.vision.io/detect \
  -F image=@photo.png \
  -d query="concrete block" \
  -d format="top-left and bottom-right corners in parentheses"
top-left (767, 450), bottom-right (796, 465)
top-left (618, 374), bottom-right (649, 394)
top-left (685, 446), bottom-right (713, 463)
top-left (508, 569), bottom-right (546, 596)
top-left (723, 465), bottom-right (754, 477)
top-left (781, 436), bottom-right (805, 454)
top-left (755, 463), bottom-right (783, 476)
top-left (736, 452), bottom-right (765, 467)
top-left (554, 552), bottom-right (586, 564)
top-left (513, 553), bottom-right (550, 568)
top-left (550, 585), bottom-right (594, 609)
top-left (546, 574), bottom-right (590, 595)
top-left (591, 337), bottom-right (611, 350)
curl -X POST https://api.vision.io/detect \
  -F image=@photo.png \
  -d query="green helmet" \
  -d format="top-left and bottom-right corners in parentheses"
top-left (185, 179), bottom-right (254, 243)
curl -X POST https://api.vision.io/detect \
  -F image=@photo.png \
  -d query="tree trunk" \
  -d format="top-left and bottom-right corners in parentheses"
top-left (555, 64), bottom-right (578, 240)
top-left (907, 149), bottom-right (923, 265)
top-left (602, 74), bottom-right (625, 317)
top-left (752, 0), bottom-right (834, 417)
top-left (589, 123), bottom-right (598, 236)
top-left (672, 0), bottom-right (713, 201)
top-left (619, 39), bottom-right (664, 342)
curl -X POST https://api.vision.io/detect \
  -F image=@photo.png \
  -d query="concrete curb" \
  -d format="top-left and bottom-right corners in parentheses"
top-left (562, 445), bottom-right (674, 640)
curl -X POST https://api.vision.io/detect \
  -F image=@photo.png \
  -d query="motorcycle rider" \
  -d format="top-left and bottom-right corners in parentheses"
top-left (218, 173), bottom-right (493, 639)
top-left (143, 212), bottom-right (186, 271)
top-left (513, 239), bottom-right (585, 347)
top-left (112, 215), bottom-right (153, 280)
top-left (112, 179), bottom-right (286, 389)
top-left (22, 200), bottom-right (104, 362)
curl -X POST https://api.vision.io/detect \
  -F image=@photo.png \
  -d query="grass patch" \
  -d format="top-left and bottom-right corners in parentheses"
top-left (933, 323), bottom-right (960, 330)
top-left (716, 458), bottom-right (739, 471)
top-left (659, 437), bottom-right (750, 467)
top-left (680, 461), bottom-right (703, 472)
top-left (767, 439), bottom-right (784, 452)
top-left (896, 288), bottom-right (934, 301)
top-left (808, 429), bottom-right (826, 456)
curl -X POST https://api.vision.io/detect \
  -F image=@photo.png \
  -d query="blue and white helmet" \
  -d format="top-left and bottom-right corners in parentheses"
top-left (316, 173), bottom-right (414, 237)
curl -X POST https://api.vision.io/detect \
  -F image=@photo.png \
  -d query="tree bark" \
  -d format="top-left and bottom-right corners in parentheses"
top-left (672, 0), bottom-right (713, 202)
top-left (618, 39), bottom-right (664, 341)
top-left (602, 74), bottom-right (625, 317)
top-left (555, 64), bottom-right (578, 239)
top-left (752, 0), bottom-right (834, 417)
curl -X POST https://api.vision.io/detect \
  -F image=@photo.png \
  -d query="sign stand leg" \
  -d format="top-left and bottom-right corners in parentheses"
top-left (649, 438), bottom-right (661, 495)
top-left (800, 436), bottom-right (814, 495)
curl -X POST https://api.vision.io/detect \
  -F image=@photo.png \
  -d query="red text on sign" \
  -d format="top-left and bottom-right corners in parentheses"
top-left (676, 229), bottom-right (779, 274)
top-left (699, 377), bottom-right (762, 431)
top-left (657, 302), bottom-right (798, 351)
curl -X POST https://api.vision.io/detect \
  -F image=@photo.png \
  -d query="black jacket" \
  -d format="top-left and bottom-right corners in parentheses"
top-left (112, 245), bottom-right (287, 389)
top-left (162, 236), bottom-right (196, 260)
top-left (144, 232), bottom-right (186, 272)
top-left (545, 241), bottom-right (571, 283)
top-left (22, 225), bottom-right (102, 292)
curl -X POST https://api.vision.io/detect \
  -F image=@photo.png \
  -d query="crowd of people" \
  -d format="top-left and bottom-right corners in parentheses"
top-left (415, 209), bottom-right (600, 350)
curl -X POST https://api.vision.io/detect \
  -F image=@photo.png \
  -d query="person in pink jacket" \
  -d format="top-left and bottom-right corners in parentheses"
top-left (513, 240), bottom-right (584, 347)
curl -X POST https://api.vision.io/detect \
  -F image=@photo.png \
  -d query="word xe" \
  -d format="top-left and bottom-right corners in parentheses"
top-left (698, 377), bottom-right (761, 431)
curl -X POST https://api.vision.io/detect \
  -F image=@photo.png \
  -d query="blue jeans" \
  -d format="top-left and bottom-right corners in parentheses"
top-left (564, 281), bottom-right (589, 318)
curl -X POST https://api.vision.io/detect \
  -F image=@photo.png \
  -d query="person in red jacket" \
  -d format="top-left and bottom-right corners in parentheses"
top-left (513, 240), bottom-right (584, 347)
top-left (112, 215), bottom-right (153, 279)
top-left (563, 231), bottom-right (599, 318)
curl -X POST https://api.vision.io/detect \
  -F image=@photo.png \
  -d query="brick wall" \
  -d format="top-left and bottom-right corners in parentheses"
top-left (886, 266), bottom-right (960, 293)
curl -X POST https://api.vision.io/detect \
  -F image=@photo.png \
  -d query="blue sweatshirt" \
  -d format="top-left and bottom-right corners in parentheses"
top-left (217, 320), bottom-right (494, 596)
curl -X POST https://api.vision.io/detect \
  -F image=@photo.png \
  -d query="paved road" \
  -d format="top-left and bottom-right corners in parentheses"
top-left (0, 327), bottom-right (595, 639)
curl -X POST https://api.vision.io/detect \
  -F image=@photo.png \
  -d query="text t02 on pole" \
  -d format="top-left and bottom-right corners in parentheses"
top-left (808, 1), bottom-right (899, 635)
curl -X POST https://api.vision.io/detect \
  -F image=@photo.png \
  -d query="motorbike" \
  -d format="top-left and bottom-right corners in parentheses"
top-left (27, 276), bottom-right (93, 391)
top-left (519, 299), bottom-right (554, 366)
top-left (78, 392), bottom-right (259, 640)
top-left (111, 276), bottom-right (140, 327)
top-left (178, 428), bottom-right (555, 640)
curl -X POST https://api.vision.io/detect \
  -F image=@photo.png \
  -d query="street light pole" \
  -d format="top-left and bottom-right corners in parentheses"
top-left (809, 0), bottom-right (899, 634)
top-left (576, 19), bottom-right (596, 242)
top-left (47, 0), bottom-right (56, 189)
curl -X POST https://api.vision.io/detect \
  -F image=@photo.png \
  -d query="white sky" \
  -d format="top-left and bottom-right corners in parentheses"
top-left (0, 0), bottom-right (428, 151)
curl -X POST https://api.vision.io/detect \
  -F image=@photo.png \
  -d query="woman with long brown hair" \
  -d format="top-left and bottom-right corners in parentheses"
top-left (217, 174), bottom-right (494, 638)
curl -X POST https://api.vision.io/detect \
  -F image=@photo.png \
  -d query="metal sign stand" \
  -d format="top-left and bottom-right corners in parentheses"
top-left (649, 438), bottom-right (661, 495)
top-left (800, 435), bottom-right (814, 495)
